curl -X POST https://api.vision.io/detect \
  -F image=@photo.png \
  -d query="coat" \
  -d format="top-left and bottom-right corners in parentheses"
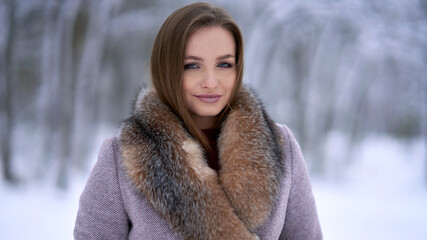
top-left (74, 86), bottom-right (322, 240)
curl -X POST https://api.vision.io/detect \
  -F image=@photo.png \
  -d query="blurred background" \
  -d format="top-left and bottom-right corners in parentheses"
top-left (0, 0), bottom-right (426, 239)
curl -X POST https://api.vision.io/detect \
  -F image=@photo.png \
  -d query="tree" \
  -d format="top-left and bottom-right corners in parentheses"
top-left (0, 0), bottom-right (16, 182)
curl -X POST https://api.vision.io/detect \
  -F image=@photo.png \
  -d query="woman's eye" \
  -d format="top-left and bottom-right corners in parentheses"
top-left (184, 63), bottom-right (199, 70)
top-left (217, 62), bottom-right (233, 68)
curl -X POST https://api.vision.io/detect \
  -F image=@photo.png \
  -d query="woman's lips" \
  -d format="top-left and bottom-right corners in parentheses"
top-left (194, 94), bottom-right (222, 103)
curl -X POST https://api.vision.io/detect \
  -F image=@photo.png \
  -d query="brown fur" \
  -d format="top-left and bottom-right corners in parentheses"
top-left (120, 86), bottom-right (285, 240)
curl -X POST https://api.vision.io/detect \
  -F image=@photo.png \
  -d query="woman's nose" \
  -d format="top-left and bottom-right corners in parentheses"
top-left (201, 69), bottom-right (218, 89)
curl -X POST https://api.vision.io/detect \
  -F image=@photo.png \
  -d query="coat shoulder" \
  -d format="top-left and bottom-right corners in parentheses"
top-left (275, 123), bottom-right (294, 141)
top-left (274, 123), bottom-right (323, 239)
top-left (74, 136), bottom-right (129, 239)
top-left (274, 123), bottom-right (303, 156)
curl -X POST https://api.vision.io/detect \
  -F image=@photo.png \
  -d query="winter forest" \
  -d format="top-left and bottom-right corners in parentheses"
top-left (1, 0), bottom-right (426, 239)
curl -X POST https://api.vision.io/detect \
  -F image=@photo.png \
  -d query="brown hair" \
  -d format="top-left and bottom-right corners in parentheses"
top-left (150, 2), bottom-right (244, 152)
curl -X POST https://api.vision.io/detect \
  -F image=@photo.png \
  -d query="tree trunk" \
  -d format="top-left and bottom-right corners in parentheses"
top-left (422, 76), bottom-right (427, 185)
top-left (0, 0), bottom-right (16, 182)
top-left (37, 0), bottom-right (61, 179)
top-left (55, 0), bottom-right (83, 189)
top-left (73, 0), bottom-right (115, 169)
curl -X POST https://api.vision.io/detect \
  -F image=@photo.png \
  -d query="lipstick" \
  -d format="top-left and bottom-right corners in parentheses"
top-left (195, 94), bottom-right (222, 103)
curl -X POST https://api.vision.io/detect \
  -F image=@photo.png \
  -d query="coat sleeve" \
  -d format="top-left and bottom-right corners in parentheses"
top-left (278, 126), bottom-right (322, 240)
top-left (74, 138), bottom-right (130, 239)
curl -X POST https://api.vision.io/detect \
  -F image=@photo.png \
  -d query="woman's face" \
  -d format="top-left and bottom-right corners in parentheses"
top-left (182, 26), bottom-right (237, 130)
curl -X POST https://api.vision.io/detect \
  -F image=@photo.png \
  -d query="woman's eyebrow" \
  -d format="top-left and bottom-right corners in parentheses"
top-left (184, 55), bottom-right (203, 61)
top-left (184, 54), bottom-right (235, 61)
top-left (217, 54), bottom-right (235, 60)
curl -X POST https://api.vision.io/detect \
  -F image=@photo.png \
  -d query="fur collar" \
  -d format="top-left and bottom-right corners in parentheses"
top-left (120, 86), bottom-right (285, 239)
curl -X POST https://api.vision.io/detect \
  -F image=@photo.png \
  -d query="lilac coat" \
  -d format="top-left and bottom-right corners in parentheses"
top-left (74, 124), bottom-right (322, 239)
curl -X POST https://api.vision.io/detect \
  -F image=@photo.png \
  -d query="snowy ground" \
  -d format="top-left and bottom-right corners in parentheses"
top-left (315, 134), bottom-right (427, 240)
top-left (0, 176), bottom-right (86, 240)
top-left (1, 134), bottom-right (426, 240)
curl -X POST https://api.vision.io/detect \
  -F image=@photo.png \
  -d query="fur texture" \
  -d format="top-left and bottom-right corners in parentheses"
top-left (120, 86), bottom-right (285, 240)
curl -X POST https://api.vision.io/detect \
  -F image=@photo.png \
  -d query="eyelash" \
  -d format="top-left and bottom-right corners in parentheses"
top-left (183, 62), bottom-right (233, 70)
top-left (217, 62), bottom-right (233, 68)
top-left (184, 63), bottom-right (199, 70)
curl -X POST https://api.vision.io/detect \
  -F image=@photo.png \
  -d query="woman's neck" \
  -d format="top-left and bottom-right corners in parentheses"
top-left (190, 114), bottom-right (217, 130)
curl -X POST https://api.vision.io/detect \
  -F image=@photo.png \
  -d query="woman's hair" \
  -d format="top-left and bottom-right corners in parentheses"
top-left (150, 2), bottom-right (244, 152)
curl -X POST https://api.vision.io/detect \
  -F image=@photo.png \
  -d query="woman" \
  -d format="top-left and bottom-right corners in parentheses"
top-left (74, 2), bottom-right (322, 240)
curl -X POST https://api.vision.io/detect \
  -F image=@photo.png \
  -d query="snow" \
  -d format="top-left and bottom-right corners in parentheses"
top-left (0, 174), bottom-right (87, 240)
top-left (315, 134), bottom-right (427, 240)
top-left (314, 180), bottom-right (427, 240)
top-left (1, 134), bottom-right (426, 240)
